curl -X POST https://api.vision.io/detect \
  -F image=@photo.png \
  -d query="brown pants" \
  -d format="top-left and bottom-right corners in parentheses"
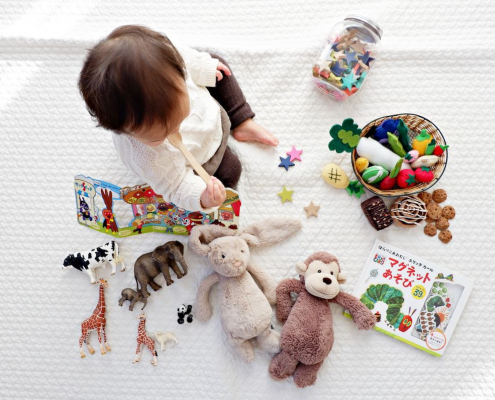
top-left (206, 54), bottom-right (254, 189)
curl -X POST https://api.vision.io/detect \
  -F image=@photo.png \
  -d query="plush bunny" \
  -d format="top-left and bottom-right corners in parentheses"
top-left (188, 217), bottom-right (302, 363)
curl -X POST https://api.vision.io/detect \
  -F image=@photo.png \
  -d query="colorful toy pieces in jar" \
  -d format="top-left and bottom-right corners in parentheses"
top-left (312, 15), bottom-right (382, 101)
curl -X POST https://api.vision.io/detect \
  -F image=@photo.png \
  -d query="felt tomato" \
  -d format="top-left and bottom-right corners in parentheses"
top-left (397, 169), bottom-right (417, 188)
top-left (415, 167), bottom-right (434, 183)
top-left (380, 176), bottom-right (397, 190)
top-left (433, 144), bottom-right (449, 157)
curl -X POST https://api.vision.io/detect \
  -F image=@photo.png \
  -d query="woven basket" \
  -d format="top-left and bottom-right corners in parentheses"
top-left (352, 113), bottom-right (448, 197)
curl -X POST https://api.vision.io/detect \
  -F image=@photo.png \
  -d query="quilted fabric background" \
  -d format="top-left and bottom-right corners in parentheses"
top-left (1, 1), bottom-right (494, 398)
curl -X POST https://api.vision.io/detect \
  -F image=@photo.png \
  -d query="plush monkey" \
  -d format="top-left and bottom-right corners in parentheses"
top-left (269, 251), bottom-right (376, 388)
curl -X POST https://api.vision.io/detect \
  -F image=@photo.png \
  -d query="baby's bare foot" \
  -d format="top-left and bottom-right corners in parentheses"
top-left (233, 119), bottom-right (279, 146)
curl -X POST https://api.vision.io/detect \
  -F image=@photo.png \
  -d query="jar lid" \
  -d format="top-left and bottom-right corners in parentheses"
top-left (345, 14), bottom-right (383, 39)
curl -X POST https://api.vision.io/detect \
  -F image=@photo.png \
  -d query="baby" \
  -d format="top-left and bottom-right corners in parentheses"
top-left (78, 25), bottom-right (277, 211)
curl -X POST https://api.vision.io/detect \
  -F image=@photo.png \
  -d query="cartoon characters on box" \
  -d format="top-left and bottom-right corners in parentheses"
top-left (74, 176), bottom-right (242, 237)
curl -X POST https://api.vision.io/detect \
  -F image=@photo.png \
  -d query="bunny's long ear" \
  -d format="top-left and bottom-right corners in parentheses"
top-left (188, 224), bottom-right (236, 256)
top-left (237, 218), bottom-right (302, 248)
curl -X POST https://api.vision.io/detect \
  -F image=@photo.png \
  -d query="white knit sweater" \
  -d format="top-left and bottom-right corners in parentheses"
top-left (112, 43), bottom-right (221, 213)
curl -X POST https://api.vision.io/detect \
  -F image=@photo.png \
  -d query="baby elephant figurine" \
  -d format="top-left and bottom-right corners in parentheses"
top-left (189, 217), bottom-right (302, 363)
top-left (119, 288), bottom-right (147, 311)
top-left (134, 240), bottom-right (188, 298)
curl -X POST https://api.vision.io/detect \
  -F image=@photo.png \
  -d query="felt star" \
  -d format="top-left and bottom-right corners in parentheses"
top-left (286, 146), bottom-right (303, 162)
top-left (344, 50), bottom-right (357, 65)
top-left (350, 38), bottom-right (367, 54)
top-left (278, 156), bottom-right (295, 171)
top-left (328, 73), bottom-right (342, 86)
top-left (355, 71), bottom-right (367, 89)
top-left (304, 201), bottom-right (320, 218)
top-left (358, 59), bottom-right (370, 71)
top-left (278, 186), bottom-right (294, 203)
top-left (330, 61), bottom-right (346, 76)
top-left (358, 51), bottom-right (373, 65)
top-left (331, 50), bottom-right (345, 61)
top-left (341, 72), bottom-right (357, 90)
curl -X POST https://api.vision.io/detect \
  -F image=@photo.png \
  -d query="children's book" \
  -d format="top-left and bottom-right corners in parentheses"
top-left (74, 175), bottom-right (241, 237)
top-left (344, 239), bottom-right (472, 357)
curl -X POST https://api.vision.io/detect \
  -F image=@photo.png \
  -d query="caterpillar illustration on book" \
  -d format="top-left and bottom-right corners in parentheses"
top-left (360, 284), bottom-right (416, 332)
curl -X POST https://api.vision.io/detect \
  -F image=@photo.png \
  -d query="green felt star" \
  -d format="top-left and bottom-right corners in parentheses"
top-left (328, 118), bottom-right (362, 153)
top-left (341, 72), bottom-right (357, 90)
top-left (346, 180), bottom-right (365, 198)
top-left (421, 166), bottom-right (430, 172)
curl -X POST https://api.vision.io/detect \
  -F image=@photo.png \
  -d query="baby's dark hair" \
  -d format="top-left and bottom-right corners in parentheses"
top-left (78, 25), bottom-right (186, 133)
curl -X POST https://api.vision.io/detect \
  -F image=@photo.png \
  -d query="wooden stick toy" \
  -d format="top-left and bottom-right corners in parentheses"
top-left (168, 132), bottom-right (211, 184)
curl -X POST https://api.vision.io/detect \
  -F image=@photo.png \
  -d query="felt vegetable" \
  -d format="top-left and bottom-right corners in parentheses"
top-left (321, 163), bottom-right (349, 189)
top-left (356, 137), bottom-right (412, 171)
top-left (411, 155), bottom-right (439, 169)
top-left (415, 167), bottom-right (434, 183)
top-left (362, 166), bottom-right (388, 184)
top-left (355, 157), bottom-right (369, 173)
top-left (374, 119), bottom-right (400, 144)
top-left (433, 144), bottom-right (449, 156)
top-left (380, 176), bottom-right (397, 190)
top-left (346, 181), bottom-right (365, 198)
top-left (328, 118), bottom-right (361, 153)
top-left (397, 169), bottom-right (417, 188)
top-left (404, 150), bottom-right (419, 164)
top-left (387, 132), bottom-right (406, 157)
top-left (397, 119), bottom-right (412, 152)
top-left (425, 138), bottom-right (436, 155)
top-left (389, 159), bottom-right (403, 179)
top-left (412, 129), bottom-right (433, 156)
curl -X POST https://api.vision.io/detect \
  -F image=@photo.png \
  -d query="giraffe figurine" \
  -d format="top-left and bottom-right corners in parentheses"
top-left (79, 278), bottom-right (111, 358)
top-left (133, 313), bottom-right (158, 366)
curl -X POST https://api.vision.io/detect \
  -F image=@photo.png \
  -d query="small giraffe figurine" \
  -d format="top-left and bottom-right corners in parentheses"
top-left (79, 278), bottom-right (111, 358)
top-left (133, 313), bottom-right (158, 366)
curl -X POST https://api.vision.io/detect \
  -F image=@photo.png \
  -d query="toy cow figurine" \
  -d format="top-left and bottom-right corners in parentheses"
top-left (63, 241), bottom-right (125, 284)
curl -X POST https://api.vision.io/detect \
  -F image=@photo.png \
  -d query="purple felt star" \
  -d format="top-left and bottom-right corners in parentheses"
top-left (278, 156), bottom-right (295, 171)
top-left (344, 50), bottom-right (357, 65)
top-left (358, 51), bottom-right (375, 66)
top-left (330, 62), bottom-right (346, 76)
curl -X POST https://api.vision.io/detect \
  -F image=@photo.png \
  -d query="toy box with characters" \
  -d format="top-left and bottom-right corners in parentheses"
top-left (344, 240), bottom-right (472, 356)
top-left (74, 175), bottom-right (241, 237)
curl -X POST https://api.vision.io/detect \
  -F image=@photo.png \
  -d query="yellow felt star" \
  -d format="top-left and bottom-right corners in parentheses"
top-left (304, 201), bottom-right (320, 218)
top-left (278, 186), bottom-right (294, 203)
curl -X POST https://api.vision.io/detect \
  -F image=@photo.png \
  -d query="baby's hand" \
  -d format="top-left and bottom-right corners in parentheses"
top-left (200, 177), bottom-right (226, 209)
top-left (216, 62), bottom-right (231, 81)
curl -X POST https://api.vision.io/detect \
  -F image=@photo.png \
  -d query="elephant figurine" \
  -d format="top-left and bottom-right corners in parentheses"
top-left (118, 288), bottom-right (147, 311)
top-left (134, 240), bottom-right (188, 298)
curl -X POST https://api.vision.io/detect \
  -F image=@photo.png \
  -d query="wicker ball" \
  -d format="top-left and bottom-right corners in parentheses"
top-left (352, 114), bottom-right (448, 197)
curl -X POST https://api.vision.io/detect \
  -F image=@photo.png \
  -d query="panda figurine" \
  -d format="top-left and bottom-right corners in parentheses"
top-left (177, 304), bottom-right (193, 324)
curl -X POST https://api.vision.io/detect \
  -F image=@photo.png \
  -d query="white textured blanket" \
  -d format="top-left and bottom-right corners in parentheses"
top-left (1, 0), bottom-right (494, 399)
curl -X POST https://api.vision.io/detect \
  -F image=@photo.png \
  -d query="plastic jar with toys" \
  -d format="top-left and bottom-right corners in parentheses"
top-left (312, 15), bottom-right (382, 101)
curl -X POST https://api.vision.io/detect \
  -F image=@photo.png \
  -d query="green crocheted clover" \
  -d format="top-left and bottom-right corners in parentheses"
top-left (346, 180), bottom-right (365, 198)
top-left (328, 118), bottom-right (362, 153)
